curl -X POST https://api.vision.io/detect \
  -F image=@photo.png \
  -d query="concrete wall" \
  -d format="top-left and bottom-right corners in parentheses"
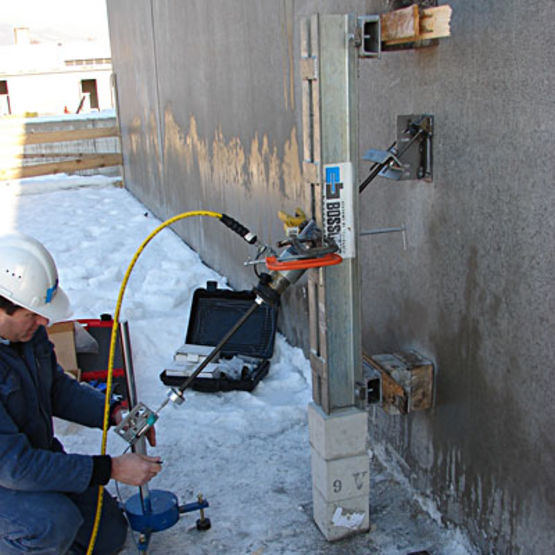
top-left (107, 0), bottom-right (328, 349)
top-left (360, 2), bottom-right (555, 552)
top-left (106, 1), bottom-right (555, 552)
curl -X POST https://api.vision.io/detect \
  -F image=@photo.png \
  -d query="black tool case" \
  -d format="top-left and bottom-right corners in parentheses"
top-left (159, 281), bottom-right (279, 393)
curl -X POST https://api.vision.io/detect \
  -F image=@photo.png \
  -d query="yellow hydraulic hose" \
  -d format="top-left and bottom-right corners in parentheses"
top-left (86, 210), bottom-right (222, 555)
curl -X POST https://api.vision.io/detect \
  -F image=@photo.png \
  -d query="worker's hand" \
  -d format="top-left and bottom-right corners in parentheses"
top-left (111, 453), bottom-right (162, 486)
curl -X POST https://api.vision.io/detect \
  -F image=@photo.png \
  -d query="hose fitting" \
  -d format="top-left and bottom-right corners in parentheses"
top-left (220, 214), bottom-right (258, 245)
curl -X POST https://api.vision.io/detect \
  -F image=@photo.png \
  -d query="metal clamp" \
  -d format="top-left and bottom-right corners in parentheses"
top-left (114, 402), bottom-right (158, 446)
top-left (360, 114), bottom-right (433, 192)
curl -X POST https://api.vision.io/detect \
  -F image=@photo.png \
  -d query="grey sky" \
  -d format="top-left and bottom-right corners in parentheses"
top-left (0, 0), bottom-right (109, 44)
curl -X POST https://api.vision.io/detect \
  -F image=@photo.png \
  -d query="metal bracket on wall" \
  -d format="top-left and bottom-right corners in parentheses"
top-left (356, 15), bottom-right (381, 58)
top-left (396, 114), bottom-right (433, 180)
top-left (359, 114), bottom-right (433, 193)
top-left (363, 351), bottom-right (434, 415)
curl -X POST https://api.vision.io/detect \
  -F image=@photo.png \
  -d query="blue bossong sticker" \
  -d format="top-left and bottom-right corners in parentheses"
top-left (323, 163), bottom-right (355, 259)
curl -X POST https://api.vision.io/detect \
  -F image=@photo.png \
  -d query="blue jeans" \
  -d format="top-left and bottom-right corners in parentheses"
top-left (0, 485), bottom-right (127, 554)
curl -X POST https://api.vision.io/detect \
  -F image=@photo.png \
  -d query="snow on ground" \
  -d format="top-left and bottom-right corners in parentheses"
top-left (0, 175), bottom-right (477, 555)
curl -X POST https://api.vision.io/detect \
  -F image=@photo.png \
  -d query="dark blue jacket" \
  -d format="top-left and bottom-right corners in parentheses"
top-left (0, 326), bottom-right (107, 493)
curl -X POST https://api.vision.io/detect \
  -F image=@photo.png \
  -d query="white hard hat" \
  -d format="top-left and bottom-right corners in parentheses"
top-left (0, 233), bottom-right (71, 323)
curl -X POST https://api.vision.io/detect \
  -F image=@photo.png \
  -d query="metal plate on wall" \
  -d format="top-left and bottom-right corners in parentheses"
top-left (397, 114), bottom-right (433, 181)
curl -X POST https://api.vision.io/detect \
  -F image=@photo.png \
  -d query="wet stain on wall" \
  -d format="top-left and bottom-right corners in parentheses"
top-left (161, 109), bottom-right (302, 204)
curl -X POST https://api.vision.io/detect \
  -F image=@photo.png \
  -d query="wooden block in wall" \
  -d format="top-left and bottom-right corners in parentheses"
top-left (380, 4), bottom-right (452, 46)
top-left (380, 4), bottom-right (420, 44)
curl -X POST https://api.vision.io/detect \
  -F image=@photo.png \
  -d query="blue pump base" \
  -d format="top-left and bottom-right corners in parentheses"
top-left (125, 489), bottom-right (180, 533)
top-left (125, 489), bottom-right (210, 551)
top-left (125, 489), bottom-right (179, 551)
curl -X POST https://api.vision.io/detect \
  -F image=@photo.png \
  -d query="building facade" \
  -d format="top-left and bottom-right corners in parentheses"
top-left (0, 37), bottom-right (113, 116)
top-left (105, 1), bottom-right (555, 552)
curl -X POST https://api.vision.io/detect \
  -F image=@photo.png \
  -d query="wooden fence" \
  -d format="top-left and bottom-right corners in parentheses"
top-left (0, 118), bottom-right (122, 180)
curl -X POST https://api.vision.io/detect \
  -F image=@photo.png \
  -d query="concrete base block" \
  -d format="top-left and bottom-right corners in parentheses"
top-left (308, 403), bottom-right (369, 541)
top-left (311, 449), bottom-right (369, 501)
top-left (308, 402), bottom-right (368, 459)
top-left (312, 486), bottom-right (370, 541)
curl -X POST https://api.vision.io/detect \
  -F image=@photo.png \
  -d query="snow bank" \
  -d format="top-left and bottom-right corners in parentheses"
top-left (0, 176), bottom-right (477, 554)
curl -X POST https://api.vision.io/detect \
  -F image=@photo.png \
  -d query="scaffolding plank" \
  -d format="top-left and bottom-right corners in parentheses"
top-left (0, 126), bottom-right (120, 146)
top-left (0, 153), bottom-right (123, 179)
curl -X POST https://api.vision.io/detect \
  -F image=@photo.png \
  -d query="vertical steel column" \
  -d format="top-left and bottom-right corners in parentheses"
top-left (120, 321), bottom-right (152, 513)
top-left (302, 14), bottom-right (368, 542)
top-left (302, 14), bottom-right (362, 414)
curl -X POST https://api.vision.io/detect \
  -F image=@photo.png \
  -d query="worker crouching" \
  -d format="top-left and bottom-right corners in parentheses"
top-left (0, 233), bottom-right (161, 554)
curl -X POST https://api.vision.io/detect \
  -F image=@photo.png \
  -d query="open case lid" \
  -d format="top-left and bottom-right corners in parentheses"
top-left (76, 317), bottom-right (124, 372)
top-left (186, 281), bottom-right (278, 359)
